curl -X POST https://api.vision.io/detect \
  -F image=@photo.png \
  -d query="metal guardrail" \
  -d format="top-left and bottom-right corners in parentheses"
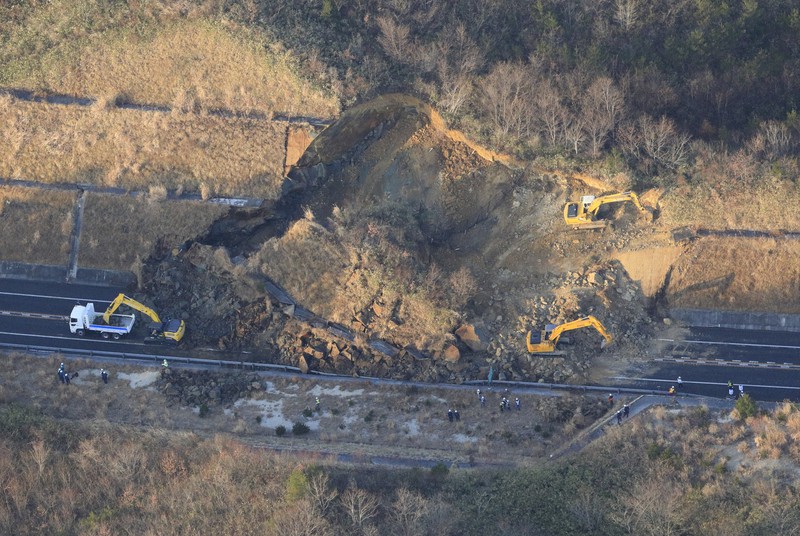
top-left (0, 342), bottom-right (301, 374)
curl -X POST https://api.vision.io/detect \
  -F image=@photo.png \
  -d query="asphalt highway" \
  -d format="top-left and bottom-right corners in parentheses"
top-left (2, 278), bottom-right (800, 402)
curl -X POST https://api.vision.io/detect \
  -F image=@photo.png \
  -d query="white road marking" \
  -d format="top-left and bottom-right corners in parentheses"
top-left (0, 291), bottom-right (110, 303)
top-left (0, 330), bottom-right (144, 346)
top-left (613, 376), bottom-right (800, 391)
top-left (658, 337), bottom-right (800, 350)
top-left (0, 310), bottom-right (68, 321)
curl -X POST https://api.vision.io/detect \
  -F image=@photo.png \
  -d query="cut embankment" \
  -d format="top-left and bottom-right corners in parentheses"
top-left (0, 186), bottom-right (74, 265)
top-left (615, 237), bottom-right (800, 315)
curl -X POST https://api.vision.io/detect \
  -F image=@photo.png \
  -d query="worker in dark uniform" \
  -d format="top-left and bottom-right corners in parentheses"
top-left (480, 394), bottom-right (486, 407)
top-left (448, 409), bottom-right (454, 422)
top-left (623, 404), bottom-right (630, 418)
top-left (64, 371), bottom-right (71, 385)
top-left (515, 397), bottom-right (521, 411)
top-left (616, 410), bottom-right (622, 425)
top-left (454, 409), bottom-right (460, 421)
top-left (101, 369), bottom-right (109, 384)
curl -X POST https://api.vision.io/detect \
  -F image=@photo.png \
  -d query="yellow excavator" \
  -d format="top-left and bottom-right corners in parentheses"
top-left (103, 293), bottom-right (185, 344)
top-left (526, 315), bottom-right (612, 354)
top-left (563, 191), bottom-right (645, 229)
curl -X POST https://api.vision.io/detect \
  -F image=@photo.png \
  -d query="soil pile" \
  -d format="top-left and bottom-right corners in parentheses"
top-left (139, 95), bottom-right (689, 384)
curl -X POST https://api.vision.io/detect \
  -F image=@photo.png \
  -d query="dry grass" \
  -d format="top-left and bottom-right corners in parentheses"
top-left (0, 186), bottom-right (74, 265)
top-left (79, 193), bottom-right (228, 270)
top-left (659, 179), bottom-right (800, 231)
top-left (0, 97), bottom-right (289, 198)
top-left (667, 237), bottom-right (800, 313)
top-left (0, 2), bottom-right (339, 119)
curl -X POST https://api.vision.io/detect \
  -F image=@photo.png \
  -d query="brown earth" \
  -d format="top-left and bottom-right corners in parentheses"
top-left (7, 92), bottom-right (797, 386)
top-left (0, 352), bottom-right (617, 466)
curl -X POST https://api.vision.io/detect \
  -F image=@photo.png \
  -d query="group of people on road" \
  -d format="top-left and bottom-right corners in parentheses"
top-left (56, 362), bottom-right (110, 385)
top-left (446, 388), bottom-right (526, 422)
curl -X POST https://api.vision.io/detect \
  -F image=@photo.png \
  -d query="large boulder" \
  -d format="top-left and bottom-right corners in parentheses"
top-left (442, 344), bottom-right (461, 363)
top-left (455, 324), bottom-right (489, 352)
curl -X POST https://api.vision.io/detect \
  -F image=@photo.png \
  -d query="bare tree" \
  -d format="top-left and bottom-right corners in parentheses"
top-left (479, 62), bottom-right (535, 139)
top-left (436, 60), bottom-right (473, 115)
top-left (377, 16), bottom-right (411, 62)
top-left (390, 487), bottom-right (429, 536)
top-left (581, 77), bottom-right (625, 157)
top-left (272, 499), bottom-right (332, 536)
top-left (340, 485), bottom-right (380, 532)
top-left (614, 0), bottom-right (639, 31)
top-left (535, 81), bottom-right (568, 148)
top-left (619, 115), bottom-right (691, 170)
top-left (308, 472), bottom-right (338, 518)
top-left (563, 113), bottom-right (586, 155)
top-left (759, 120), bottom-right (793, 157)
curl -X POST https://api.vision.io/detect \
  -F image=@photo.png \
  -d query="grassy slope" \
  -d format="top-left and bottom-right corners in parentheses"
top-left (0, 186), bottom-right (74, 265)
top-left (79, 193), bottom-right (228, 270)
top-left (0, 97), bottom-right (288, 197)
top-left (0, 1), bottom-right (338, 118)
top-left (2, 354), bottom-right (800, 535)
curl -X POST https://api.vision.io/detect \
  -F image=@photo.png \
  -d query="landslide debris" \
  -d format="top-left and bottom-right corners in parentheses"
top-left (142, 94), bottom-right (660, 385)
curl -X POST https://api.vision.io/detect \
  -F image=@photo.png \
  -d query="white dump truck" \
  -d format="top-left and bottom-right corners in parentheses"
top-left (69, 302), bottom-right (135, 340)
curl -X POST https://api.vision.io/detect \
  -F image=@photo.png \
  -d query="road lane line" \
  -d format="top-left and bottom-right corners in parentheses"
top-left (658, 337), bottom-right (800, 350)
top-left (0, 291), bottom-right (110, 303)
top-left (0, 330), bottom-right (145, 346)
top-left (0, 310), bottom-right (68, 321)
top-left (612, 376), bottom-right (800, 390)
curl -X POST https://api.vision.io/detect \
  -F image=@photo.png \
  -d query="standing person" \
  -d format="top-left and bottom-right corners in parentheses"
top-left (505, 398), bottom-right (511, 411)
top-left (480, 394), bottom-right (486, 407)
top-left (515, 398), bottom-right (521, 411)
top-left (677, 376), bottom-right (683, 390)
top-left (623, 404), bottom-right (630, 418)
top-left (315, 396), bottom-right (321, 412)
top-left (668, 386), bottom-right (676, 396)
top-left (448, 409), bottom-right (454, 422)
top-left (739, 385), bottom-right (745, 398)
top-left (101, 369), bottom-right (109, 384)
top-left (728, 386), bottom-right (735, 399)
top-left (608, 394), bottom-right (614, 407)
top-left (58, 367), bottom-right (65, 384)
top-left (64, 371), bottom-right (71, 385)
top-left (616, 410), bottom-right (622, 425)
top-left (476, 388), bottom-right (482, 400)
top-left (499, 401), bottom-right (505, 413)
top-left (728, 380), bottom-right (733, 390)
top-left (454, 409), bottom-right (460, 421)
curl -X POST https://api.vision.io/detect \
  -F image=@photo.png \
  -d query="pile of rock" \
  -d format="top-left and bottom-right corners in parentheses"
top-left (159, 369), bottom-right (262, 407)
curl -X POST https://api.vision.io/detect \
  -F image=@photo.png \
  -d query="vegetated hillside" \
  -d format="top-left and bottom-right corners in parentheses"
top-left (2, 388), bottom-right (800, 535)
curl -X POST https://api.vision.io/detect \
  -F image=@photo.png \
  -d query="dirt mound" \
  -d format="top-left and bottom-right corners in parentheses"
top-left (294, 93), bottom-right (516, 239)
top-left (142, 94), bottom-right (661, 385)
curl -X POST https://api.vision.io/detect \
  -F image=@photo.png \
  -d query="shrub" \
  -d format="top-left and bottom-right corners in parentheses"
top-left (430, 462), bottom-right (449, 480)
top-left (364, 410), bottom-right (375, 422)
top-left (735, 394), bottom-right (758, 420)
top-left (198, 403), bottom-right (209, 418)
top-left (255, 415), bottom-right (262, 424)
top-left (302, 408), bottom-right (313, 418)
top-left (293, 421), bottom-right (310, 435)
top-left (276, 425), bottom-right (286, 436)
top-left (285, 466), bottom-right (309, 501)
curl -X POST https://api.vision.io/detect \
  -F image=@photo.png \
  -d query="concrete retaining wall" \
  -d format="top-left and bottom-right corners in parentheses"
top-left (671, 308), bottom-right (800, 332)
top-left (0, 261), bottom-right (135, 287)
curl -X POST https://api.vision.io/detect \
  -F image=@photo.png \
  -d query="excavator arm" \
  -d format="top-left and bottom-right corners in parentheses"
top-left (584, 191), bottom-right (644, 218)
top-left (526, 315), bottom-right (613, 354)
top-left (103, 294), bottom-right (161, 324)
